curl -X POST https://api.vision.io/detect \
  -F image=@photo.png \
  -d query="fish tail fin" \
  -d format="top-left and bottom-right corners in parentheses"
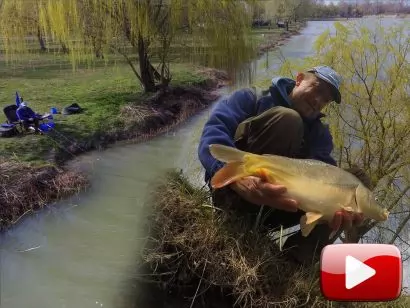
top-left (209, 144), bottom-right (248, 163)
top-left (210, 161), bottom-right (248, 189)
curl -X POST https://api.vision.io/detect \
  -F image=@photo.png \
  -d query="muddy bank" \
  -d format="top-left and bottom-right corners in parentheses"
top-left (0, 159), bottom-right (88, 231)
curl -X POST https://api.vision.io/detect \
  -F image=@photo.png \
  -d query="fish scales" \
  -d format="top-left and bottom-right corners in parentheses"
top-left (208, 144), bottom-right (389, 239)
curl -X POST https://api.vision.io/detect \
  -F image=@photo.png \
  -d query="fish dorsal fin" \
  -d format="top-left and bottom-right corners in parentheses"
top-left (300, 212), bottom-right (323, 237)
top-left (354, 183), bottom-right (367, 212)
top-left (209, 144), bottom-right (248, 163)
top-left (300, 159), bottom-right (332, 167)
top-left (261, 155), bottom-right (330, 167)
top-left (210, 161), bottom-right (247, 189)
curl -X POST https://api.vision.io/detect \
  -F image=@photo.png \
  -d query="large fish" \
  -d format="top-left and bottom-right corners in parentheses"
top-left (209, 144), bottom-right (389, 238)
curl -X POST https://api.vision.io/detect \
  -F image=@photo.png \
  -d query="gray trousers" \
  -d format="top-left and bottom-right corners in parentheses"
top-left (211, 106), bottom-right (333, 265)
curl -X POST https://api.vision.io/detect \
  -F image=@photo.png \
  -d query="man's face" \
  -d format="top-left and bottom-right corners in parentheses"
top-left (290, 72), bottom-right (335, 119)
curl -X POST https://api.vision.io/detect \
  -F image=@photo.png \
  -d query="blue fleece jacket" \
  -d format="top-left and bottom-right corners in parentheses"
top-left (197, 77), bottom-right (337, 184)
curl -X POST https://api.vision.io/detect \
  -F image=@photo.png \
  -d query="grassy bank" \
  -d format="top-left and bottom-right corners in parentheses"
top-left (0, 56), bottom-right (227, 231)
top-left (0, 57), bottom-right (215, 163)
top-left (251, 21), bottom-right (305, 55)
top-left (137, 170), bottom-right (410, 308)
top-left (0, 20), bottom-right (305, 164)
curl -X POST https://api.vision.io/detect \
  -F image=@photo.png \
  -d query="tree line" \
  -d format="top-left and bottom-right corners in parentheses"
top-left (312, 0), bottom-right (410, 18)
top-left (252, 0), bottom-right (410, 23)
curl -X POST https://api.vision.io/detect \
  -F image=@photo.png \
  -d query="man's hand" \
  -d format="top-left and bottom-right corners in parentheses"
top-left (229, 176), bottom-right (298, 212)
top-left (330, 209), bottom-right (364, 231)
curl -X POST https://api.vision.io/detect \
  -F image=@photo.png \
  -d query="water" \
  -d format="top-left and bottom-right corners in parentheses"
top-left (1, 18), bottom-right (409, 307)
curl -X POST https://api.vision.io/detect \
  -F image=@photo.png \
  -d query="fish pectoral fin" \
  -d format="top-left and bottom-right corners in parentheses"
top-left (300, 212), bottom-right (323, 237)
top-left (210, 161), bottom-right (247, 189)
top-left (341, 206), bottom-right (355, 212)
top-left (305, 212), bottom-right (323, 224)
top-left (256, 168), bottom-right (276, 183)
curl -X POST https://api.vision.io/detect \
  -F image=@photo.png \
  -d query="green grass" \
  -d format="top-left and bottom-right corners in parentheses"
top-left (0, 56), bottom-right (207, 163)
top-left (249, 22), bottom-right (304, 46)
top-left (0, 23), bottom-right (304, 163)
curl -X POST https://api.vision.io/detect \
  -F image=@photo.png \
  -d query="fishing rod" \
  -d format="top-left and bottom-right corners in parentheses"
top-left (40, 128), bottom-right (79, 160)
top-left (40, 123), bottom-right (87, 153)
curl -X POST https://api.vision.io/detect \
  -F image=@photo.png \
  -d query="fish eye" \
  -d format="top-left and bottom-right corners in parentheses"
top-left (375, 197), bottom-right (379, 202)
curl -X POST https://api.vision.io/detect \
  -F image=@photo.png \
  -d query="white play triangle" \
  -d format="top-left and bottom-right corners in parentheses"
top-left (345, 255), bottom-right (376, 289)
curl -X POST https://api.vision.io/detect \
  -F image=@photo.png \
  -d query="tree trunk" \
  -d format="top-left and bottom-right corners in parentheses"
top-left (37, 27), bottom-right (46, 52)
top-left (138, 34), bottom-right (157, 92)
top-left (60, 41), bottom-right (69, 54)
top-left (92, 36), bottom-right (104, 59)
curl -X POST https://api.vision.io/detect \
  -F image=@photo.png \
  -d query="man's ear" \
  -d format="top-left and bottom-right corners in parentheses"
top-left (295, 72), bottom-right (304, 86)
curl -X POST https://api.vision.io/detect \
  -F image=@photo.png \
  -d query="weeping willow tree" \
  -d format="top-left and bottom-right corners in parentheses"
top-left (275, 20), bottom-right (410, 256)
top-left (0, 0), bottom-right (45, 53)
top-left (263, 0), bottom-right (280, 19)
top-left (250, 0), bottom-right (282, 21)
top-left (276, 0), bottom-right (309, 23)
top-left (0, 0), bottom-right (257, 92)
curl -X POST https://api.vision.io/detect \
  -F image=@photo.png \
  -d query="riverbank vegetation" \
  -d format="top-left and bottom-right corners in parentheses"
top-left (0, 158), bottom-right (88, 231)
top-left (0, 60), bottom-right (224, 163)
top-left (0, 60), bottom-right (228, 231)
top-left (0, 0), bottom-right (305, 166)
top-left (0, 0), bottom-right (252, 230)
top-left (138, 18), bottom-right (410, 306)
top-left (138, 170), bottom-right (410, 307)
top-left (0, 0), bottom-right (306, 231)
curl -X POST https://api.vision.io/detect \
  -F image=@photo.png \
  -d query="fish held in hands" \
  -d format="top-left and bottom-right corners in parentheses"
top-left (209, 144), bottom-right (389, 238)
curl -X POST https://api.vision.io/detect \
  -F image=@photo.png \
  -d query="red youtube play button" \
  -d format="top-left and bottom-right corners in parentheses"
top-left (320, 244), bottom-right (402, 301)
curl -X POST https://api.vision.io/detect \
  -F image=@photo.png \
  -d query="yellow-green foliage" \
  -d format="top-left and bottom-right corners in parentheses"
top-left (0, 0), bottom-right (39, 58)
top-left (273, 20), bottom-right (410, 247)
top-left (0, 0), bottom-right (257, 77)
top-left (276, 0), bottom-right (310, 21)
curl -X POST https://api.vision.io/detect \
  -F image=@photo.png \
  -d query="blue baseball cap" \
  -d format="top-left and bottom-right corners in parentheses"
top-left (307, 65), bottom-right (342, 104)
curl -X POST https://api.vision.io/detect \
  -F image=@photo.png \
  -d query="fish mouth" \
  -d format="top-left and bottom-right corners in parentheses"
top-left (382, 209), bottom-right (390, 220)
